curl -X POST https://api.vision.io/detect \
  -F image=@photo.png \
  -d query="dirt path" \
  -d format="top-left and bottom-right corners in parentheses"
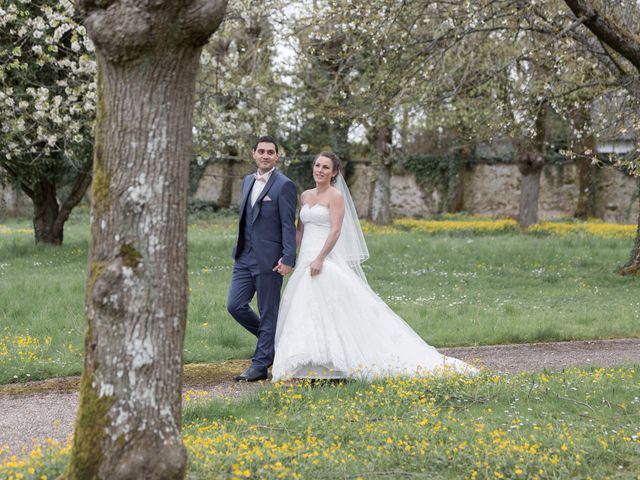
top-left (1, 338), bottom-right (638, 458)
top-left (441, 337), bottom-right (640, 373)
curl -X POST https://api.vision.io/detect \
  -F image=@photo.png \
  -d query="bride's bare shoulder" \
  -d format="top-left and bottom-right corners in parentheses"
top-left (329, 186), bottom-right (344, 200)
top-left (300, 189), bottom-right (314, 202)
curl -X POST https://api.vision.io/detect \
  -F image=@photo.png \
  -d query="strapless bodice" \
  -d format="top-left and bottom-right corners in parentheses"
top-left (300, 203), bottom-right (331, 227)
top-left (298, 204), bottom-right (332, 263)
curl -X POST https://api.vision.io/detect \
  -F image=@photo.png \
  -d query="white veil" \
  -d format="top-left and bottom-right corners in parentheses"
top-left (333, 173), bottom-right (369, 284)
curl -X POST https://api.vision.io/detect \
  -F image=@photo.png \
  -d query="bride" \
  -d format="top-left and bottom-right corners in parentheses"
top-left (271, 152), bottom-right (476, 381)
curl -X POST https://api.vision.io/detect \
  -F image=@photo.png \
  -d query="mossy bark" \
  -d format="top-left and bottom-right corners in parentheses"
top-left (64, 1), bottom-right (227, 479)
top-left (64, 359), bottom-right (114, 479)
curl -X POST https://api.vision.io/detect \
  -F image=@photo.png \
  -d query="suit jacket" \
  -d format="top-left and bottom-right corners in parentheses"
top-left (232, 170), bottom-right (297, 272)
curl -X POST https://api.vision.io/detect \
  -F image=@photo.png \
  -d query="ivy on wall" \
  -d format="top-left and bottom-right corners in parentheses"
top-left (398, 141), bottom-right (574, 214)
top-left (399, 153), bottom-right (467, 213)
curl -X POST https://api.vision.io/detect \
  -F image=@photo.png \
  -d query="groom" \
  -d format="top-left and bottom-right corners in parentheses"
top-left (227, 135), bottom-right (297, 381)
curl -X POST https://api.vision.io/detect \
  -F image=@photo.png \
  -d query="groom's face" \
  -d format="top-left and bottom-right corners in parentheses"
top-left (253, 142), bottom-right (279, 174)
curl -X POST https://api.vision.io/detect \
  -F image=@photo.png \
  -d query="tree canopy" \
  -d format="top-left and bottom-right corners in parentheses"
top-left (0, 0), bottom-right (95, 243)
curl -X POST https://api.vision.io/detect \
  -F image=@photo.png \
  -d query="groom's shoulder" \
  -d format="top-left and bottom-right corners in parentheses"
top-left (275, 170), bottom-right (295, 185)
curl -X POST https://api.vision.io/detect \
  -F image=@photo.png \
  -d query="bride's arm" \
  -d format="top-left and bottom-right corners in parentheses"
top-left (296, 214), bottom-right (304, 248)
top-left (296, 190), bottom-right (309, 248)
top-left (309, 191), bottom-right (345, 276)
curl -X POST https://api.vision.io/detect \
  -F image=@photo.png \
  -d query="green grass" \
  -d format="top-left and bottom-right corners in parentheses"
top-left (0, 212), bottom-right (639, 384)
top-left (3, 367), bottom-right (639, 478)
top-left (180, 367), bottom-right (640, 479)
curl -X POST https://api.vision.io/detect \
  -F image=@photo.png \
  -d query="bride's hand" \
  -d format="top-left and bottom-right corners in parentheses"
top-left (309, 257), bottom-right (324, 276)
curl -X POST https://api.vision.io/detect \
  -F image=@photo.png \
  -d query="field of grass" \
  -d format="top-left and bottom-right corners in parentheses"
top-left (2, 367), bottom-right (638, 479)
top-left (0, 212), bottom-right (639, 384)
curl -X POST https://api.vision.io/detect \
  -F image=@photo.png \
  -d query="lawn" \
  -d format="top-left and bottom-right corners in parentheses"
top-left (2, 367), bottom-right (639, 479)
top-left (0, 211), bottom-right (639, 384)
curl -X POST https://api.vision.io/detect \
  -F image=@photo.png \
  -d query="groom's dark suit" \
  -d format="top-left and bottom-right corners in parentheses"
top-left (227, 169), bottom-right (297, 374)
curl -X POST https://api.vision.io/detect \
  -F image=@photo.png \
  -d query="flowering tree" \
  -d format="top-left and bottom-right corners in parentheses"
top-left (285, 1), bottom-right (418, 224)
top-left (192, 0), bottom-right (282, 207)
top-left (0, 0), bottom-right (96, 244)
top-left (286, 1), bottom-right (632, 227)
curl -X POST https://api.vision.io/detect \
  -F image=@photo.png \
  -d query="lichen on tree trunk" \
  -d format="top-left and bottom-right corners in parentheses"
top-left (65, 1), bottom-right (227, 479)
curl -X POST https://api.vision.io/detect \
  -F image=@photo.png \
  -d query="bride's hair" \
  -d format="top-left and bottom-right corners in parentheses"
top-left (314, 151), bottom-right (341, 185)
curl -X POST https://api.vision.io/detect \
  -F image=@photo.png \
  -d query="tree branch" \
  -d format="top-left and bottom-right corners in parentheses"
top-left (59, 156), bottom-right (93, 218)
top-left (180, 0), bottom-right (228, 46)
top-left (563, 0), bottom-right (640, 72)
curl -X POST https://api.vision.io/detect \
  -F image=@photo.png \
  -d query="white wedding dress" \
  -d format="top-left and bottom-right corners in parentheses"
top-left (272, 204), bottom-right (476, 381)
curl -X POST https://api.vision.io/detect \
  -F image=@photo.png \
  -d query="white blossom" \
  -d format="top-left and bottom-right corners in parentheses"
top-left (1, 0), bottom-right (96, 178)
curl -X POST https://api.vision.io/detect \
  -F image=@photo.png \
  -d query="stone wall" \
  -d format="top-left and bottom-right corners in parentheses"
top-left (595, 167), bottom-right (639, 222)
top-left (333, 160), bottom-right (638, 223)
top-left (3, 160), bottom-right (637, 223)
top-left (193, 160), bottom-right (254, 207)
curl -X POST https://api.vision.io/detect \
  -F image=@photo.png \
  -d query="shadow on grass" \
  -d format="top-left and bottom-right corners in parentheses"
top-left (0, 359), bottom-right (252, 397)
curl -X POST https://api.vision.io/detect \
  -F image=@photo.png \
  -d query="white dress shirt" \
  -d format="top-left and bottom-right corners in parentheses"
top-left (251, 168), bottom-right (275, 206)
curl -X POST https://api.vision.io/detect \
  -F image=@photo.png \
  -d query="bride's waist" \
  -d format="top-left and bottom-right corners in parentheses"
top-left (298, 237), bottom-right (335, 262)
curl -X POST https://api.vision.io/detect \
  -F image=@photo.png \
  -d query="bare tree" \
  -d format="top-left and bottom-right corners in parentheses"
top-left (63, 1), bottom-right (227, 479)
top-left (562, 0), bottom-right (640, 274)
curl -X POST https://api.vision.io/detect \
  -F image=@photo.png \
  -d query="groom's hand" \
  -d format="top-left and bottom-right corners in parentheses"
top-left (273, 260), bottom-right (293, 276)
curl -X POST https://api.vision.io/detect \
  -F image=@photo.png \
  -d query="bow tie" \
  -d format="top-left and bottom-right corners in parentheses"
top-left (254, 173), bottom-right (268, 182)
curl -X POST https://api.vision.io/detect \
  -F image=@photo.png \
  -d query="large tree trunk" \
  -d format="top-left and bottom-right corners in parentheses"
top-left (369, 123), bottom-right (393, 225)
top-left (65, 2), bottom-right (226, 480)
top-left (517, 152), bottom-right (544, 228)
top-left (218, 157), bottom-right (234, 209)
top-left (572, 107), bottom-right (598, 220)
top-left (32, 179), bottom-right (62, 244)
top-left (574, 156), bottom-right (597, 219)
top-left (370, 162), bottom-right (392, 224)
top-left (620, 179), bottom-right (640, 275)
top-left (28, 161), bottom-right (93, 245)
top-left (217, 146), bottom-right (238, 209)
top-left (446, 146), bottom-right (468, 213)
top-left (517, 101), bottom-right (547, 228)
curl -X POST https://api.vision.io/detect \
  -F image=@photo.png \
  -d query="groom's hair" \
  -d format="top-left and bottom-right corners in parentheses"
top-left (253, 135), bottom-right (279, 154)
top-left (315, 151), bottom-right (341, 185)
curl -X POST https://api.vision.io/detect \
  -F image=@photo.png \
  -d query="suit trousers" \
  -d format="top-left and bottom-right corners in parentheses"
top-left (227, 250), bottom-right (283, 371)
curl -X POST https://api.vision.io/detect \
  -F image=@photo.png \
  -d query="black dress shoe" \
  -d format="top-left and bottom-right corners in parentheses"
top-left (234, 366), bottom-right (268, 382)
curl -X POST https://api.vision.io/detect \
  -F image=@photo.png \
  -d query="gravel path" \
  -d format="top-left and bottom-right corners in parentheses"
top-left (1, 338), bottom-right (638, 458)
